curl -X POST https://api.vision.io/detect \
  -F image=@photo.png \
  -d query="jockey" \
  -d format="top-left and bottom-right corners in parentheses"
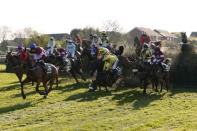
top-left (115, 45), bottom-right (124, 57)
top-left (101, 31), bottom-right (110, 48)
top-left (16, 44), bottom-right (24, 56)
top-left (58, 47), bottom-right (66, 57)
top-left (151, 46), bottom-right (165, 68)
top-left (97, 47), bottom-right (119, 73)
top-left (140, 32), bottom-right (151, 46)
top-left (74, 34), bottom-right (82, 52)
top-left (29, 43), bottom-right (46, 62)
top-left (97, 47), bottom-right (110, 60)
top-left (66, 39), bottom-right (76, 58)
top-left (46, 37), bottom-right (56, 56)
top-left (90, 34), bottom-right (102, 55)
top-left (103, 54), bottom-right (119, 75)
top-left (181, 32), bottom-right (188, 44)
top-left (89, 33), bottom-right (94, 42)
top-left (29, 43), bottom-right (47, 72)
top-left (140, 44), bottom-right (152, 63)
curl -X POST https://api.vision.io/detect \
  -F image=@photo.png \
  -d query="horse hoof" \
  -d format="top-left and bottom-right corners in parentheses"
top-left (22, 95), bottom-right (26, 99)
top-left (88, 89), bottom-right (93, 92)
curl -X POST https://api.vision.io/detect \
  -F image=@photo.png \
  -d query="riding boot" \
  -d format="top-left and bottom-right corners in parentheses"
top-left (39, 60), bottom-right (47, 73)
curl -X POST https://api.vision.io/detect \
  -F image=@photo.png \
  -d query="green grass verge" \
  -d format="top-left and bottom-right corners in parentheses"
top-left (0, 65), bottom-right (196, 131)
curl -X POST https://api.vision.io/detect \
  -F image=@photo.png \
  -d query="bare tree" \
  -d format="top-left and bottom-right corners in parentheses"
top-left (0, 26), bottom-right (12, 42)
top-left (102, 20), bottom-right (123, 32)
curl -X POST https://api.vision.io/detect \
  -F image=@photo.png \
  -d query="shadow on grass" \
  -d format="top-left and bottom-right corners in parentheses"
top-left (112, 89), bottom-right (165, 110)
top-left (0, 102), bottom-right (31, 114)
top-left (0, 83), bottom-right (20, 91)
top-left (169, 86), bottom-right (197, 96)
top-left (54, 81), bottom-right (90, 93)
top-left (11, 90), bottom-right (37, 98)
top-left (64, 90), bottom-right (112, 102)
top-left (0, 82), bottom-right (34, 92)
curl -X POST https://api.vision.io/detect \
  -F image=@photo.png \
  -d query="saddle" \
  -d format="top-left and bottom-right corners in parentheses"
top-left (36, 61), bottom-right (52, 74)
top-left (62, 57), bottom-right (71, 72)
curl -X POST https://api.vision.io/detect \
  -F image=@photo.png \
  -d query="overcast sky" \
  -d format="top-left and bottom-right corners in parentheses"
top-left (0, 0), bottom-right (196, 35)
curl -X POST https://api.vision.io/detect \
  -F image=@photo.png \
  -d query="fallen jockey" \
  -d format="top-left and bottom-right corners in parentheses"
top-left (89, 47), bottom-right (121, 91)
top-left (103, 54), bottom-right (120, 78)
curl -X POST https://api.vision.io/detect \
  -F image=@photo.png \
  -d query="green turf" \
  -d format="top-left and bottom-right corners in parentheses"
top-left (0, 64), bottom-right (197, 131)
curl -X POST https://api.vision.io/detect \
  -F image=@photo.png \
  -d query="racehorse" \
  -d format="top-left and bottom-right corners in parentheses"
top-left (81, 39), bottom-right (99, 75)
top-left (19, 50), bottom-right (58, 99)
top-left (133, 59), bottom-right (170, 94)
top-left (89, 60), bottom-right (116, 92)
top-left (5, 51), bottom-right (34, 86)
top-left (151, 62), bottom-right (170, 92)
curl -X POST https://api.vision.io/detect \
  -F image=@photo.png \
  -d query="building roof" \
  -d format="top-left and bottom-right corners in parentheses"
top-left (45, 33), bottom-right (70, 40)
top-left (190, 32), bottom-right (197, 37)
top-left (155, 29), bottom-right (178, 38)
top-left (135, 27), bottom-right (161, 37)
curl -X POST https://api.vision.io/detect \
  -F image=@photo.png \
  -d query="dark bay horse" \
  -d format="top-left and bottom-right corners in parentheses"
top-left (89, 54), bottom-right (133, 92)
top-left (45, 53), bottom-right (86, 84)
top-left (151, 63), bottom-right (170, 92)
top-left (5, 51), bottom-right (34, 85)
top-left (20, 51), bottom-right (58, 99)
top-left (133, 60), bottom-right (170, 94)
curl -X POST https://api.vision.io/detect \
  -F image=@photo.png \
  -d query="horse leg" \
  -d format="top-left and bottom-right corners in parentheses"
top-left (155, 80), bottom-right (158, 92)
top-left (21, 77), bottom-right (31, 99)
top-left (160, 80), bottom-right (163, 92)
top-left (151, 79), bottom-right (155, 91)
top-left (76, 68), bottom-right (86, 81)
top-left (56, 76), bottom-right (59, 88)
top-left (99, 86), bottom-right (101, 91)
top-left (48, 78), bottom-right (55, 93)
top-left (16, 72), bottom-right (22, 84)
top-left (42, 81), bottom-right (49, 99)
top-left (35, 81), bottom-right (43, 95)
top-left (105, 86), bottom-right (109, 92)
top-left (143, 80), bottom-right (147, 94)
top-left (70, 70), bottom-right (79, 83)
top-left (32, 81), bottom-right (34, 86)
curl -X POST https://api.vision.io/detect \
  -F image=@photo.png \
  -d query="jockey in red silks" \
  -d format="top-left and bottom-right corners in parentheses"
top-left (140, 33), bottom-right (151, 46)
top-left (74, 34), bottom-right (82, 47)
top-left (58, 47), bottom-right (66, 58)
top-left (17, 44), bottom-right (29, 63)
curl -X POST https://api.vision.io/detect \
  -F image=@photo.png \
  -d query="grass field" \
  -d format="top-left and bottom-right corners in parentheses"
top-left (0, 64), bottom-right (197, 131)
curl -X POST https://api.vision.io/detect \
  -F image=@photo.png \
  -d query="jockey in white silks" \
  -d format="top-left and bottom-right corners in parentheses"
top-left (90, 34), bottom-right (102, 56)
top-left (66, 39), bottom-right (76, 58)
top-left (46, 37), bottom-right (56, 56)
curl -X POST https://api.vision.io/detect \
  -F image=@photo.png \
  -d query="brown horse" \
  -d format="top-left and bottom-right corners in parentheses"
top-left (20, 51), bottom-right (58, 99)
top-left (151, 63), bottom-right (170, 92)
top-left (5, 51), bottom-right (35, 85)
top-left (133, 60), bottom-right (170, 94)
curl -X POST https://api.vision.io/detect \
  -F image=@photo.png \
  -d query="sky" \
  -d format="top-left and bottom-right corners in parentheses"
top-left (0, 0), bottom-right (196, 35)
